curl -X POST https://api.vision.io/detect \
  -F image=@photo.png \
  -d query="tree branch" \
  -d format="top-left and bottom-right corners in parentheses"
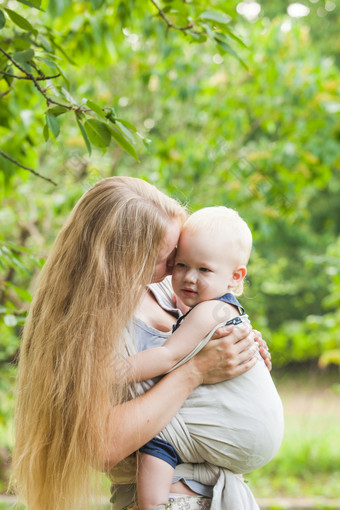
top-left (149, 0), bottom-right (193, 32)
top-left (0, 150), bottom-right (57, 185)
top-left (0, 69), bottom-right (61, 81)
top-left (0, 88), bottom-right (11, 98)
top-left (0, 46), bottom-right (81, 111)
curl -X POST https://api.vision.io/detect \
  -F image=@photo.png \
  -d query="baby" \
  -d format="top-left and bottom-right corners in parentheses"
top-left (128, 206), bottom-right (284, 510)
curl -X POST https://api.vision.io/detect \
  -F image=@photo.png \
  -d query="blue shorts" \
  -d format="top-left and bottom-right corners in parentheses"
top-left (139, 437), bottom-right (182, 469)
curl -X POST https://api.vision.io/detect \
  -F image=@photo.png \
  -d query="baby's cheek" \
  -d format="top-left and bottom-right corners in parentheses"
top-left (172, 269), bottom-right (181, 284)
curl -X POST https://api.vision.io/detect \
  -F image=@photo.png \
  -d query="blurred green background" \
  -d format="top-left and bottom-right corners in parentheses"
top-left (1, 0), bottom-right (339, 507)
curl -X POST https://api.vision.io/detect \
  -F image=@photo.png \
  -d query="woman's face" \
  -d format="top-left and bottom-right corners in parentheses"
top-left (151, 219), bottom-right (181, 283)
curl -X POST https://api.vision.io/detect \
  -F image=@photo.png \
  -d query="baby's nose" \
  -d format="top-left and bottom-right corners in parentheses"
top-left (184, 269), bottom-right (197, 282)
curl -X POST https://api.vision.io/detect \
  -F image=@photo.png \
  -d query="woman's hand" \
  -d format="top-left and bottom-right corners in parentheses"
top-left (188, 321), bottom-right (258, 385)
top-left (253, 329), bottom-right (272, 371)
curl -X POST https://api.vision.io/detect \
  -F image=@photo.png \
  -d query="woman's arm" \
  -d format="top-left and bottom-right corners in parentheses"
top-left (103, 321), bottom-right (256, 470)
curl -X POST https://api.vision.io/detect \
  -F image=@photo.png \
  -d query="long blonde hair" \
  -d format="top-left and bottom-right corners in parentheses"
top-left (11, 176), bottom-right (186, 510)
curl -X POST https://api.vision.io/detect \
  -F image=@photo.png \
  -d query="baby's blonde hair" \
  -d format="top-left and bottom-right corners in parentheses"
top-left (183, 206), bottom-right (252, 295)
top-left (11, 176), bottom-right (186, 510)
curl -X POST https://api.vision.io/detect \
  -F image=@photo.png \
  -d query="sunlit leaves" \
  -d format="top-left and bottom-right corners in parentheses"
top-left (76, 115), bottom-right (92, 155)
top-left (13, 49), bottom-right (35, 63)
top-left (84, 118), bottom-right (111, 147)
top-left (12, 49), bottom-right (35, 72)
top-left (108, 125), bottom-right (139, 161)
top-left (0, 0), bottom-right (252, 180)
top-left (0, 238), bottom-right (42, 334)
top-left (4, 9), bottom-right (37, 35)
top-left (46, 112), bottom-right (60, 139)
top-left (0, 10), bottom-right (6, 29)
top-left (48, 0), bottom-right (71, 18)
top-left (199, 10), bottom-right (231, 25)
top-left (47, 106), bottom-right (68, 117)
top-left (86, 99), bottom-right (106, 119)
top-left (17, 0), bottom-right (42, 9)
top-left (79, 116), bottom-right (139, 159)
top-left (91, 0), bottom-right (105, 9)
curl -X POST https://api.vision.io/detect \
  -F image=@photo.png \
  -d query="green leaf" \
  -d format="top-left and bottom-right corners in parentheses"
top-left (59, 87), bottom-right (75, 104)
top-left (36, 56), bottom-right (57, 69)
top-left (76, 116), bottom-right (92, 155)
top-left (19, 62), bottom-right (33, 73)
top-left (105, 106), bottom-right (117, 122)
top-left (91, 0), bottom-right (105, 9)
top-left (17, 0), bottom-right (44, 10)
top-left (5, 282), bottom-right (32, 302)
top-left (4, 9), bottom-right (37, 35)
top-left (48, 0), bottom-right (70, 17)
top-left (13, 49), bottom-right (35, 63)
top-left (0, 247), bottom-right (30, 276)
top-left (84, 119), bottom-right (111, 148)
top-left (43, 123), bottom-right (49, 141)
top-left (108, 125), bottom-right (139, 161)
top-left (0, 239), bottom-right (31, 254)
top-left (115, 120), bottom-right (135, 144)
top-left (215, 39), bottom-right (248, 69)
top-left (54, 63), bottom-right (70, 90)
top-left (115, 118), bottom-right (137, 133)
top-left (37, 35), bottom-right (53, 52)
top-left (188, 31), bottom-right (207, 43)
top-left (47, 106), bottom-right (68, 117)
top-left (200, 22), bottom-right (215, 41)
top-left (199, 10), bottom-right (231, 25)
top-left (86, 99), bottom-right (106, 119)
top-left (50, 39), bottom-right (76, 65)
top-left (215, 29), bottom-right (247, 49)
top-left (46, 112), bottom-right (60, 139)
top-left (0, 9), bottom-right (6, 29)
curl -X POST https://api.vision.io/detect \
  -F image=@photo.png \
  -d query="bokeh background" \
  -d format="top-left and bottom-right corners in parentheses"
top-left (1, 1), bottom-right (339, 508)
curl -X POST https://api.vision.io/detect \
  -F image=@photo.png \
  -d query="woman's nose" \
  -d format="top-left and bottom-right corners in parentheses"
top-left (166, 251), bottom-right (177, 275)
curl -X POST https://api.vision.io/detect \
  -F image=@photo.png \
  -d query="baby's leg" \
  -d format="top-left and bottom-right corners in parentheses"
top-left (137, 452), bottom-right (175, 510)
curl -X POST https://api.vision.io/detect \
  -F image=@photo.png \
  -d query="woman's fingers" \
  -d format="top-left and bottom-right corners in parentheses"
top-left (260, 348), bottom-right (272, 371)
top-left (197, 335), bottom-right (258, 384)
top-left (201, 349), bottom-right (257, 384)
top-left (212, 319), bottom-right (252, 342)
top-left (232, 355), bottom-right (257, 377)
top-left (192, 319), bottom-right (260, 385)
top-left (253, 329), bottom-right (272, 371)
top-left (210, 325), bottom-right (234, 340)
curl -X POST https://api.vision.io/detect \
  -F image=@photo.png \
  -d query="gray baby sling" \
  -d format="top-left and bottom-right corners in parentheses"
top-left (123, 317), bottom-right (284, 510)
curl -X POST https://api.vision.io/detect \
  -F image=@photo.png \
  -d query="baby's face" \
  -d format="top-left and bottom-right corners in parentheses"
top-left (172, 228), bottom-right (238, 307)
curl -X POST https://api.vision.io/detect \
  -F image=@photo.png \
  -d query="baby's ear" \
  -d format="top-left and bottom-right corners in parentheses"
top-left (231, 266), bottom-right (247, 285)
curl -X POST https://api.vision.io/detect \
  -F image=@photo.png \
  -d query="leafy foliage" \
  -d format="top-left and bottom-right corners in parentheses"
top-left (0, 0), bottom-right (248, 182)
top-left (0, 0), bottom-right (339, 463)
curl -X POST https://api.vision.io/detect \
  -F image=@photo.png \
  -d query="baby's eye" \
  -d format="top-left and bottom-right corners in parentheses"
top-left (176, 262), bottom-right (186, 268)
top-left (199, 267), bottom-right (210, 273)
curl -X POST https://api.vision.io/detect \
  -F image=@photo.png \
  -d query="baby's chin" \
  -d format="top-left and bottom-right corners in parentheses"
top-left (181, 296), bottom-right (201, 307)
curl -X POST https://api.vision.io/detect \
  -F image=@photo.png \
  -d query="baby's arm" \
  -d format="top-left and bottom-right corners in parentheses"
top-left (127, 301), bottom-right (236, 382)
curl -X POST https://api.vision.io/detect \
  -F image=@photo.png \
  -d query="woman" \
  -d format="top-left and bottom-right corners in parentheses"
top-left (11, 177), bottom-right (266, 510)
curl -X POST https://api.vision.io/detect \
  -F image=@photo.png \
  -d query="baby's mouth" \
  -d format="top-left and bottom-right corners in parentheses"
top-left (181, 288), bottom-right (197, 296)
